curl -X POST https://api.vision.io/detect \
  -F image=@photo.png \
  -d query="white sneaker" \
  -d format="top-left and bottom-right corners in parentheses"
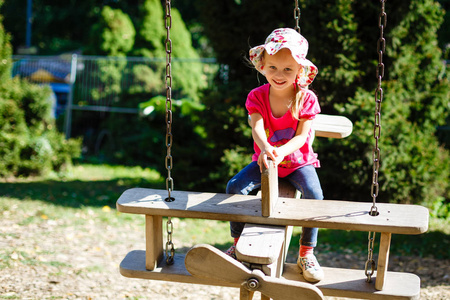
top-left (297, 254), bottom-right (324, 283)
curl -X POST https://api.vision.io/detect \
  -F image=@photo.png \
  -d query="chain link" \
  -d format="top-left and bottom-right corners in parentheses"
top-left (164, 0), bottom-right (175, 265)
top-left (365, 231), bottom-right (377, 282)
top-left (165, 217), bottom-right (175, 265)
top-left (294, 0), bottom-right (301, 33)
top-left (365, 0), bottom-right (387, 282)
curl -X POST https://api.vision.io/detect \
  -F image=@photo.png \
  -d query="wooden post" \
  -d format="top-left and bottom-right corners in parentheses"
top-left (375, 232), bottom-right (391, 290)
top-left (239, 286), bottom-right (255, 300)
top-left (261, 159), bottom-right (278, 217)
top-left (283, 225), bottom-right (293, 263)
top-left (145, 215), bottom-right (163, 270)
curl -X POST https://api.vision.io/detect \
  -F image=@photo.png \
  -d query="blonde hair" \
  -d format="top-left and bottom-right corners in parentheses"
top-left (290, 86), bottom-right (307, 121)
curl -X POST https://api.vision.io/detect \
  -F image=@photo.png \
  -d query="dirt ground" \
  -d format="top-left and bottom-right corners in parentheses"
top-left (1, 211), bottom-right (449, 300)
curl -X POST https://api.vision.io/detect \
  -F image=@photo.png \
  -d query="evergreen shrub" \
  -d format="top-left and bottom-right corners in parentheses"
top-left (0, 78), bottom-right (81, 178)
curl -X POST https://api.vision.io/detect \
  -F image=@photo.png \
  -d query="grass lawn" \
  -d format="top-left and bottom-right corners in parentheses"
top-left (1, 163), bottom-right (449, 261)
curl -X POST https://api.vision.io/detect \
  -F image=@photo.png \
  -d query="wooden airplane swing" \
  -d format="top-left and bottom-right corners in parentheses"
top-left (116, 1), bottom-right (429, 299)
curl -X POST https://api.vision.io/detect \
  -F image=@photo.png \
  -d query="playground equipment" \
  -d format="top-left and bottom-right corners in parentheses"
top-left (117, 138), bottom-right (428, 299)
top-left (116, 1), bottom-right (429, 299)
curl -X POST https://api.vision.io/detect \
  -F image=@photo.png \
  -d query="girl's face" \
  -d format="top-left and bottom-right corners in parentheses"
top-left (262, 48), bottom-right (300, 92)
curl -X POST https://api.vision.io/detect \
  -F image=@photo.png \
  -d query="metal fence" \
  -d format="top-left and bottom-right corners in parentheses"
top-left (12, 54), bottom-right (218, 139)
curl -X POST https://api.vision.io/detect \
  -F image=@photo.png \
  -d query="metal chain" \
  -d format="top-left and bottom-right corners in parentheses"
top-left (365, 0), bottom-right (387, 282)
top-left (164, 0), bottom-right (174, 202)
top-left (164, 0), bottom-right (175, 265)
top-left (365, 231), bottom-right (377, 282)
top-left (166, 217), bottom-right (175, 265)
top-left (294, 0), bottom-right (301, 33)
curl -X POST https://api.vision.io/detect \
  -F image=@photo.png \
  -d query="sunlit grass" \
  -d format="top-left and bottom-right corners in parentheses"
top-left (69, 164), bottom-right (163, 182)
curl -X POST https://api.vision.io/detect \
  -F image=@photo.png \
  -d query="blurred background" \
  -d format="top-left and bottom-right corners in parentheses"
top-left (0, 0), bottom-right (449, 215)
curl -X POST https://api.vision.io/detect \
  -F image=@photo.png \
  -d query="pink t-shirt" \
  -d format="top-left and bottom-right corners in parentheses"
top-left (246, 83), bottom-right (321, 177)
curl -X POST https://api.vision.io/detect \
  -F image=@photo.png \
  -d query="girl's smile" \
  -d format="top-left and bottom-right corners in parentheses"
top-left (273, 79), bottom-right (287, 85)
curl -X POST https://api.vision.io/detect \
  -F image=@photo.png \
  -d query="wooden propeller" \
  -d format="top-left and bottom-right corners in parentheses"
top-left (185, 244), bottom-right (324, 300)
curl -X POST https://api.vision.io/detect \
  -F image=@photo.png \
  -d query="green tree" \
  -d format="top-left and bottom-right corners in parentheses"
top-left (84, 6), bottom-right (135, 103)
top-left (86, 6), bottom-right (135, 57)
top-left (171, 8), bottom-right (206, 102)
top-left (131, 0), bottom-right (205, 101)
top-left (133, 0), bottom-right (165, 58)
top-left (127, 0), bottom-right (166, 98)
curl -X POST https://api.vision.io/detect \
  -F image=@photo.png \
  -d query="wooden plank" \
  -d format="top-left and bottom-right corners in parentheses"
top-left (236, 224), bottom-right (286, 265)
top-left (116, 188), bottom-right (429, 235)
top-left (282, 263), bottom-right (420, 300)
top-left (145, 215), bottom-right (163, 270)
top-left (120, 250), bottom-right (235, 287)
top-left (313, 114), bottom-right (353, 139)
top-left (249, 114), bottom-right (353, 139)
top-left (375, 232), bottom-right (392, 291)
top-left (120, 250), bottom-right (420, 300)
top-left (261, 159), bottom-right (278, 217)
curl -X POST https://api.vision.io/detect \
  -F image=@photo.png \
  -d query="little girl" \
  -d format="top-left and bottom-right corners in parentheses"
top-left (225, 28), bottom-right (324, 283)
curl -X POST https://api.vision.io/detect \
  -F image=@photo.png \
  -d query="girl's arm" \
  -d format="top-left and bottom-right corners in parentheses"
top-left (250, 113), bottom-right (278, 171)
top-left (273, 118), bottom-right (313, 165)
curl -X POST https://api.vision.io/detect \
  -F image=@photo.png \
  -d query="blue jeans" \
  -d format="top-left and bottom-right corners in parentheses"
top-left (226, 161), bottom-right (323, 247)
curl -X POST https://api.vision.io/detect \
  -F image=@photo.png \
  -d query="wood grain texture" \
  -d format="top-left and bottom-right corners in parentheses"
top-left (145, 215), bottom-right (163, 270)
top-left (313, 114), bottom-right (353, 138)
top-left (236, 224), bottom-right (286, 265)
top-left (117, 188), bottom-right (429, 235)
top-left (261, 160), bottom-right (278, 217)
top-left (375, 232), bottom-right (392, 291)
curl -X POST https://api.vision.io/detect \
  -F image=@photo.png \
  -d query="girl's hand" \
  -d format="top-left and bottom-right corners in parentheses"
top-left (257, 146), bottom-right (278, 172)
top-left (271, 147), bottom-right (285, 166)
